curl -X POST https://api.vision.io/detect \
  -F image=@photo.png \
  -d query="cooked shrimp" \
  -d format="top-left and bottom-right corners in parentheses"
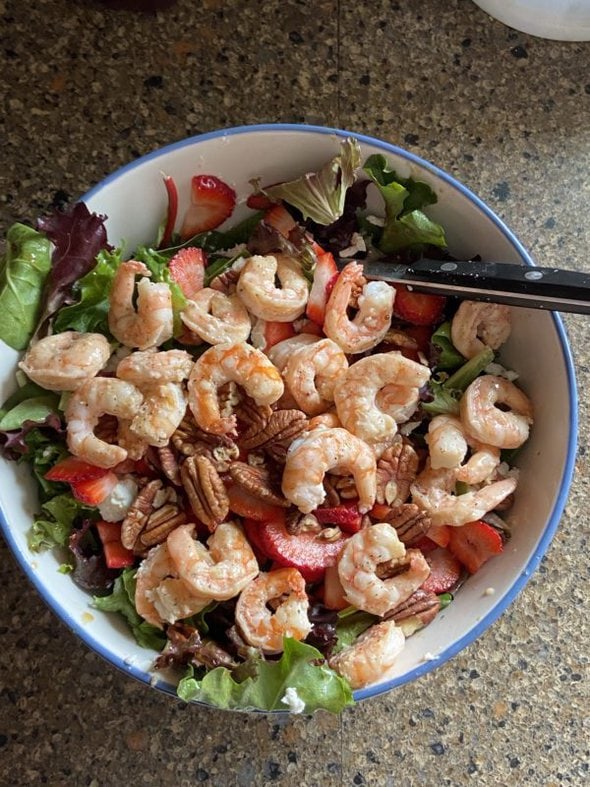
top-left (167, 522), bottom-right (259, 601)
top-left (426, 414), bottom-right (500, 484)
top-left (19, 331), bottom-right (110, 391)
top-left (235, 568), bottom-right (312, 653)
top-left (323, 262), bottom-right (394, 354)
top-left (267, 334), bottom-right (318, 369)
top-left (135, 543), bottom-right (209, 628)
top-left (451, 301), bottom-right (511, 360)
top-left (307, 410), bottom-right (342, 430)
top-left (181, 289), bottom-right (251, 345)
top-left (333, 353), bottom-right (430, 444)
top-left (117, 419), bottom-right (148, 460)
top-left (116, 349), bottom-right (193, 385)
top-left (337, 523), bottom-right (430, 616)
top-left (65, 377), bottom-right (143, 468)
top-left (236, 254), bottom-right (309, 322)
top-left (187, 341), bottom-right (284, 434)
top-left (410, 465), bottom-right (517, 526)
top-left (282, 427), bottom-right (377, 513)
top-left (129, 382), bottom-right (187, 447)
top-left (460, 375), bottom-right (533, 449)
top-left (283, 338), bottom-right (349, 416)
top-left (108, 260), bottom-right (173, 350)
top-left (329, 619), bottom-right (405, 689)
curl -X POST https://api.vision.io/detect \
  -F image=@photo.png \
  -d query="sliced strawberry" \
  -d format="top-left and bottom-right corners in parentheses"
top-left (45, 456), bottom-right (109, 483)
top-left (306, 250), bottom-right (339, 326)
top-left (96, 520), bottom-right (123, 544)
top-left (427, 524), bottom-right (451, 548)
top-left (181, 174), bottom-right (236, 239)
top-left (421, 547), bottom-right (462, 594)
top-left (297, 318), bottom-right (324, 337)
top-left (227, 484), bottom-right (287, 523)
top-left (393, 284), bottom-right (446, 326)
top-left (411, 535), bottom-right (439, 554)
top-left (70, 472), bottom-right (118, 506)
top-left (405, 324), bottom-right (433, 354)
top-left (103, 540), bottom-right (135, 569)
top-left (252, 319), bottom-right (296, 353)
top-left (159, 174), bottom-right (179, 248)
top-left (246, 192), bottom-right (275, 211)
top-left (263, 204), bottom-right (297, 237)
top-left (447, 520), bottom-right (504, 575)
top-left (323, 563), bottom-right (348, 610)
top-left (313, 502), bottom-right (362, 534)
top-left (243, 517), bottom-right (348, 583)
top-left (168, 247), bottom-right (206, 299)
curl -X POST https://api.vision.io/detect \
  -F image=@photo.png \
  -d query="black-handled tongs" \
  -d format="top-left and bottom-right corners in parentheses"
top-left (345, 257), bottom-right (590, 315)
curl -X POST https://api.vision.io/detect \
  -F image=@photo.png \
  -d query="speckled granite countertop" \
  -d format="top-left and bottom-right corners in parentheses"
top-left (0, 0), bottom-right (588, 784)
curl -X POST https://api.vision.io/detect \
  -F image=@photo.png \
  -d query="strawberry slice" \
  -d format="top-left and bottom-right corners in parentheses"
top-left (45, 456), bottom-right (109, 483)
top-left (70, 472), bottom-right (118, 506)
top-left (263, 204), bottom-right (297, 237)
top-left (313, 502), bottom-right (362, 534)
top-left (427, 524), bottom-right (451, 548)
top-left (297, 318), bottom-right (324, 337)
top-left (246, 192), bottom-right (275, 211)
top-left (103, 541), bottom-right (135, 569)
top-left (159, 174), bottom-right (179, 248)
top-left (227, 484), bottom-right (287, 523)
top-left (447, 520), bottom-right (504, 575)
top-left (181, 175), bottom-right (236, 239)
top-left (252, 318), bottom-right (296, 353)
top-left (243, 517), bottom-right (348, 583)
top-left (306, 250), bottom-right (339, 326)
top-left (96, 520), bottom-right (123, 544)
top-left (168, 247), bottom-right (206, 299)
top-left (411, 535), bottom-right (439, 554)
top-left (393, 284), bottom-right (446, 326)
top-left (421, 547), bottom-right (462, 594)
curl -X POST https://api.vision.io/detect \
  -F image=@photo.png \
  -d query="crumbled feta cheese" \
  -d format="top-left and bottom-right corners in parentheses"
top-left (497, 461), bottom-right (520, 480)
top-left (281, 687), bottom-right (306, 714)
top-left (98, 478), bottom-right (139, 522)
top-left (484, 587), bottom-right (496, 596)
top-left (340, 232), bottom-right (367, 258)
top-left (484, 362), bottom-right (519, 382)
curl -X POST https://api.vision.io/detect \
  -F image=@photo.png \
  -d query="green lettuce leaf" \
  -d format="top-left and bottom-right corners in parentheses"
top-left (0, 395), bottom-right (60, 431)
top-left (363, 155), bottom-right (446, 252)
top-left (28, 492), bottom-right (87, 551)
top-left (423, 347), bottom-right (495, 416)
top-left (0, 223), bottom-right (52, 350)
top-left (93, 568), bottom-right (166, 651)
top-left (20, 427), bottom-right (69, 500)
top-left (177, 637), bottom-right (354, 713)
top-left (0, 380), bottom-right (56, 422)
top-left (332, 609), bottom-right (377, 655)
top-left (262, 138), bottom-right (361, 225)
top-left (162, 212), bottom-right (264, 256)
top-left (431, 321), bottom-right (465, 371)
top-left (53, 248), bottom-right (122, 335)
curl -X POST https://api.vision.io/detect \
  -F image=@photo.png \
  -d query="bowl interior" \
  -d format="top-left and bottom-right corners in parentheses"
top-left (0, 125), bottom-right (577, 704)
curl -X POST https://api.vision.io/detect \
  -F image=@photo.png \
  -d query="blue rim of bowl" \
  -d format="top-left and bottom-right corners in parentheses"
top-left (0, 123), bottom-right (578, 708)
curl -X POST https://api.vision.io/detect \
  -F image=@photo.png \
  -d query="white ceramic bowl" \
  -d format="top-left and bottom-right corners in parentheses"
top-left (0, 125), bottom-right (577, 706)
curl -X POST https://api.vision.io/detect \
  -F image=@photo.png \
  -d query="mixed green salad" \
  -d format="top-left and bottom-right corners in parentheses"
top-left (0, 139), bottom-right (530, 713)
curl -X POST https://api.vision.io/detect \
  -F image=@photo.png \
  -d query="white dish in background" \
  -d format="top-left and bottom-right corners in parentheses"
top-left (0, 125), bottom-right (578, 706)
top-left (472, 0), bottom-right (590, 41)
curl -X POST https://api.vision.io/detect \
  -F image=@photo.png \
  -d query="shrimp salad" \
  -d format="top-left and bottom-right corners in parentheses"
top-left (0, 139), bottom-right (533, 713)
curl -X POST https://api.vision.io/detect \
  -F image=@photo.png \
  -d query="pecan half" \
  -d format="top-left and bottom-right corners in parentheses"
top-left (381, 503), bottom-right (432, 546)
top-left (376, 440), bottom-right (419, 506)
top-left (157, 445), bottom-right (181, 485)
top-left (181, 455), bottom-right (230, 531)
top-left (229, 461), bottom-right (290, 507)
top-left (240, 408), bottom-right (307, 450)
top-left (172, 414), bottom-right (239, 472)
top-left (386, 588), bottom-right (440, 625)
top-left (235, 394), bottom-right (273, 442)
top-left (121, 479), bottom-right (186, 550)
